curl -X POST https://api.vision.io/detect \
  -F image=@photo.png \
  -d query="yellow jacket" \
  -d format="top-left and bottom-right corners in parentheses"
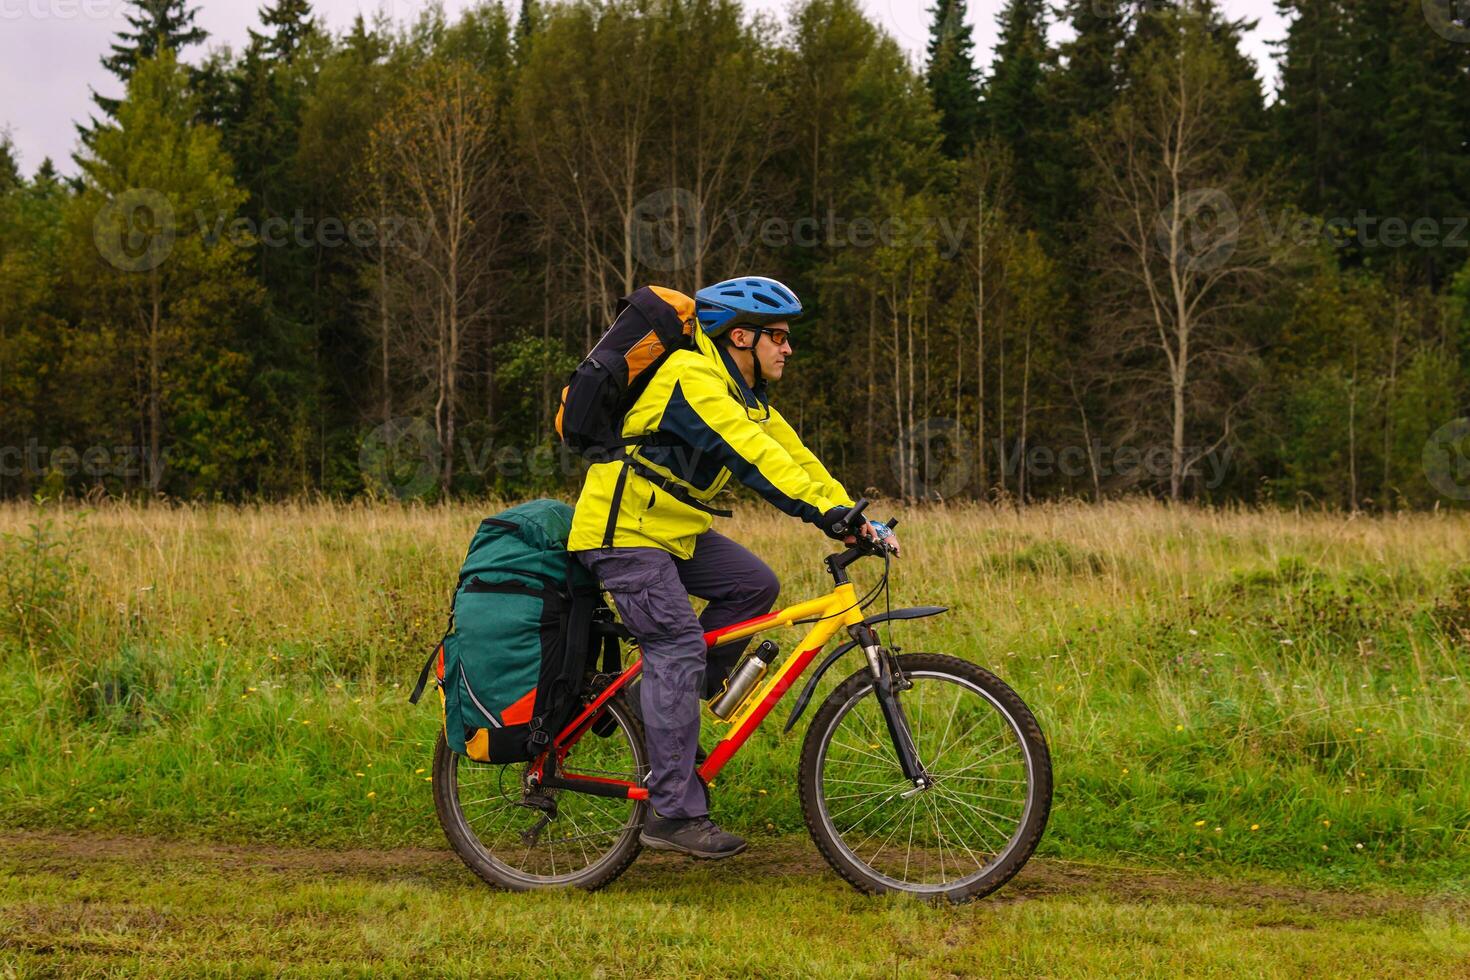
top-left (569, 323), bottom-right (851, 559)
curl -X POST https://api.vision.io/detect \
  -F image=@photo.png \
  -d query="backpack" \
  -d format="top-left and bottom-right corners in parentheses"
top-left (555, 285), bottom-right (698, 460)
top-left (409, 499), bottom-right (612, 763)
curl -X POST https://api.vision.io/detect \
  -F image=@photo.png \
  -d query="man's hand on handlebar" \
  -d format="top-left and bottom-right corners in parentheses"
top-left (821, 499), bottom-right (901, 557)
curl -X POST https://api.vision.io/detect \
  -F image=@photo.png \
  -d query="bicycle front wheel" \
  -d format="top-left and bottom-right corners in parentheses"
top-left (433, 692), bottom-right (648, 891)
top-left (798, 653), bottom-right (1051, 903)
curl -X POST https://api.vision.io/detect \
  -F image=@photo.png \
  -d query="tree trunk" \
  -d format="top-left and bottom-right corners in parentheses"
top-left (148, 270), bottom-right (162, 493)
top-left (1019, 318), bottom-right (1032, 506)
top-left (976, 187), bottom-right (987, 495)
top-left (866, 291), bottom-right (876, 475)
top-left (891, 288), bottom-right (905, 499)
top-left (378, 222), bottom-right (391, 425)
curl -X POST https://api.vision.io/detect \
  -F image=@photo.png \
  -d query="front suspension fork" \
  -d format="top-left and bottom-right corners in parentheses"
top-left (849, 624), bottom-right (929, 791)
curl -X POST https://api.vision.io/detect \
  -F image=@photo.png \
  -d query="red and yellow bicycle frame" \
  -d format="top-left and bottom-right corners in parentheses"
top-left (533, 581), bottom-right (871, 800)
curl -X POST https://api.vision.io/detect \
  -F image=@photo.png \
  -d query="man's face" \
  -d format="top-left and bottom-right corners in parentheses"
top-left (736, 321), bottom-right (793, 382)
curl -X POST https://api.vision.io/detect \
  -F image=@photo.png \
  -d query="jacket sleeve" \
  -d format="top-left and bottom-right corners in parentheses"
top-left (654, 369), bottom-right (849, 525)
top-left (763, 405), bottom-right (852, 507)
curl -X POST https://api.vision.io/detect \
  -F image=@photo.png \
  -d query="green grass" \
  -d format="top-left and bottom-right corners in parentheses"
top-left (3, 833), bottom-right (1467, 977)
top-left (1, 500), bottom-right (1468, 890)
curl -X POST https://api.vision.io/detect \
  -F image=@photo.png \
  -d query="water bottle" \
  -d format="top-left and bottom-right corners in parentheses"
top-left (708, 641), bottom-right (779, 719)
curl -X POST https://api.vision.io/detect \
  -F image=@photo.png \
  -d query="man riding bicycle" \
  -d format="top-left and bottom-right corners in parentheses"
top-left (570, 276), bottom-right (900, 860)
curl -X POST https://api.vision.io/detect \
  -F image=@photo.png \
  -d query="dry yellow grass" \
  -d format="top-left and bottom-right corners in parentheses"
top-left (1, 499), bottom-right (1467, 882)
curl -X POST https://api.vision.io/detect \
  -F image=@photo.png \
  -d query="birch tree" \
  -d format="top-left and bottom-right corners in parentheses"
top-left (371, 58), bottom-right (508, 495)
top-left (1082, 4), bottom-right (1276, 500)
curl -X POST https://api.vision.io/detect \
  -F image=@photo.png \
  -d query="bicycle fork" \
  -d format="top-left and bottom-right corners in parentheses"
top-left (849, 624), bottom-right (930, 795)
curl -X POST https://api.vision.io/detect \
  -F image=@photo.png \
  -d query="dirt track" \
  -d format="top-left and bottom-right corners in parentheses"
top-left (3, 831), bottom-right (1460, 921)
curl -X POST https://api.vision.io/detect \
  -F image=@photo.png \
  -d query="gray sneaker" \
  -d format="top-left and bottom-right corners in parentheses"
top-left (640, 815), bottom-right (747, 860)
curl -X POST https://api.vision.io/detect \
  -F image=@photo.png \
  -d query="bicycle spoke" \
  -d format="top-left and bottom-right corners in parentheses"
top-left (828, 737), bottom-right (898, 768)
top-left (930, 790), bottom-right (989, 872)
top-left (932, 786), bottom-right (1015, 846)
top-left (902, 796), bottom-right (920, 882)
top-left (929, 723), bottom-right (1007, 773)
top-left (819, 775), bottom-right (908, 790)
top-left (937, 773), bottom-right (1028, 785)
top-left (932, 740), bottom-right (1021, 782)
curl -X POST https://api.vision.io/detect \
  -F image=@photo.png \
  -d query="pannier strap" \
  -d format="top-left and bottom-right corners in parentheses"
top-left (408, 644), bottom-right (440, 705)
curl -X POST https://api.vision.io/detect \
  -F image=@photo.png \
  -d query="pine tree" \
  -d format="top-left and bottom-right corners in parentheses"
top-left (89, 1), bottom-right (207, 121)
top-left (925, 0), bottom-right (982, 158)
top-left (249, 0), bottom-right (316, 64)
top-left (0, 134), bottom-right (19, 194)
top-left (1052, 0), bottom-right (1124, 122)
top-left (1371, 0), bottom-right (1470, 288)
top-left (516, 0), bottom-right (541, 61)
top-left (985, 0), bottom-right (1052, 223)
top-left (1272, 0), bottom-right (1356, 215)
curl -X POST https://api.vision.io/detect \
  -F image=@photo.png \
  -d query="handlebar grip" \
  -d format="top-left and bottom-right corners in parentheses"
top-left (831, 497), bottom-right (869, 535)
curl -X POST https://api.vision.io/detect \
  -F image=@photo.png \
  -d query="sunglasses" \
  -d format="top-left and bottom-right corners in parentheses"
top-left (755, 327), bottom-right (792, 348)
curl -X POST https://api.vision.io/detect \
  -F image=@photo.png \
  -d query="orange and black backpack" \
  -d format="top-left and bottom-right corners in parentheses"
top-left (555, 286), bottom-right (699, 461)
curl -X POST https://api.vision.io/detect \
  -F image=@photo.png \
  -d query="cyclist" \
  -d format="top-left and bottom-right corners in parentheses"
top-left (570, 276), bottom-right (899, 860)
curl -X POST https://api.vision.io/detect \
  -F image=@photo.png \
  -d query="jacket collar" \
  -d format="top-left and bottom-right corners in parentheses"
top-left (695, 328), bottom-right (770, 416)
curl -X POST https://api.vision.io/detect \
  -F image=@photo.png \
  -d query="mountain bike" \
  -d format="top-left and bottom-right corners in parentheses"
top-left (431, 500), bottom-right (1052, 903)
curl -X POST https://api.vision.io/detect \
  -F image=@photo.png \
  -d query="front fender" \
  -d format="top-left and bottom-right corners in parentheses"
top-left (782, 606), bottom-right (947, 734)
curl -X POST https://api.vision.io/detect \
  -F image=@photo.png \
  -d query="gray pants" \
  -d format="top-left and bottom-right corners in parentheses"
top-left (577, 530), bottom-right (780, 818)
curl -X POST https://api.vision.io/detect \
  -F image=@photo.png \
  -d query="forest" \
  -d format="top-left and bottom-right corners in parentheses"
top-left (0, 0), bottom-right (1467, 507)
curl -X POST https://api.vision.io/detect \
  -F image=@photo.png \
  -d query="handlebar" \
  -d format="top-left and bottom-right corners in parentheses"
top-left (827, 497), bottom-right (900, 559)
top-left (828, 497), bottom-right (871, 537)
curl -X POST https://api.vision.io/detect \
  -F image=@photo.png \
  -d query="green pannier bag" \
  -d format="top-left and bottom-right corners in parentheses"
top-left (409, 499), bottom-right (605, 763)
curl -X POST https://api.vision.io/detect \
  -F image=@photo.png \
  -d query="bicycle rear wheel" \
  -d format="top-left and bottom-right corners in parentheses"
top-left (433, 693), bottom-right (648, 891)
top-left (798, 653), bottom-right (1051, 903)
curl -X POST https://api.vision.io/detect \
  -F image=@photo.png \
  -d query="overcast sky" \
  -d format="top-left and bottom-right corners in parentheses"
top-left (0, 0), bottom-right (1288, 177)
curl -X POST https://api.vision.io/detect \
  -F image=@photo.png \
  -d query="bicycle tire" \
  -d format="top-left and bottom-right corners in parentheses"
top-left (433, 692), bottom-right (647, 892)
top-left (798, 653), bottom-right (1052, 903)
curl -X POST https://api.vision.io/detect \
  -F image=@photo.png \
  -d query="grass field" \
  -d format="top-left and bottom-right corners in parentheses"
top-left (3, 832), bottom-right (1467, 977)
top-left (2, 499), bottom-right (1469, 973)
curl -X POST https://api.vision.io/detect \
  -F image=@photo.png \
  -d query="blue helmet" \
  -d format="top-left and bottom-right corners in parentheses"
top-left (695, 276), bottom-right (803, 337)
